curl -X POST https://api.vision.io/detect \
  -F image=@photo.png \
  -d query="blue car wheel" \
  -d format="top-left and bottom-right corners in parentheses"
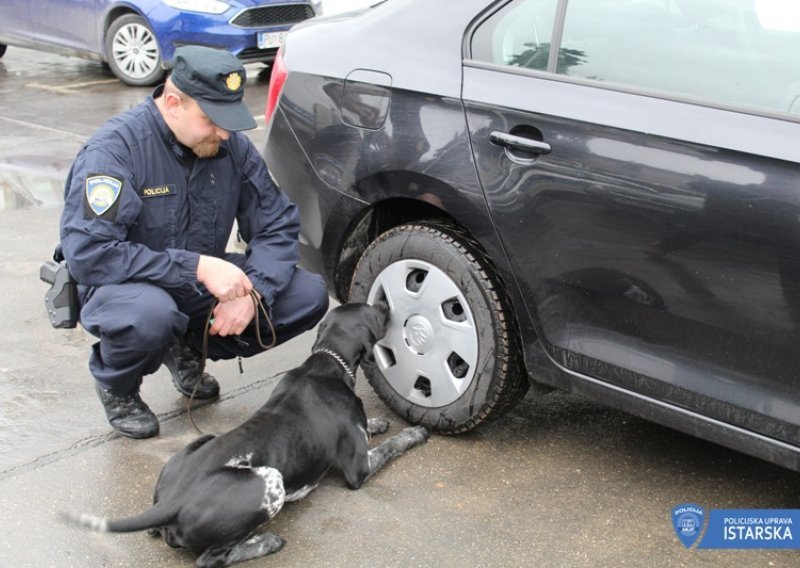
top-left (105, 13), bottom-right (164, 87)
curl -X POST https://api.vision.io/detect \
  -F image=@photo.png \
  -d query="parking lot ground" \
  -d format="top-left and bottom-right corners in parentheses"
top-left (2, 46), bottom-right (800, 567)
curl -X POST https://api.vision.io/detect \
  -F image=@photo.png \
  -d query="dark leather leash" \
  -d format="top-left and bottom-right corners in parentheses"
top-left (186, 289), bottom-right (277, 434)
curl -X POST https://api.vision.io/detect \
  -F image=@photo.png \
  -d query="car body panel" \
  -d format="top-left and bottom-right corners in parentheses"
top-left (28, 0), bottom-right (104, 52)
top-left (0, 1), bottom-right (31, 40)
top-left (270, 74), bottom-right (509, 298)
top-left (264, 0), bottom-right (800, 470)
top-left (464, 65), bottom-right (800, 445)
top-left (272, 0), bottom-right (516, 293)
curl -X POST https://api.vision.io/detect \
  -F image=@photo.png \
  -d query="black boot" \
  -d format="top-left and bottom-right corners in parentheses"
top-left (162, 336), bottom-right (220, 399)
top-left (95, 383), bottom-right (160, 439)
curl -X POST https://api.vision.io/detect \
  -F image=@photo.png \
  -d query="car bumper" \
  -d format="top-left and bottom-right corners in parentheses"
top-left (148, 5), bottom-right (306, 62)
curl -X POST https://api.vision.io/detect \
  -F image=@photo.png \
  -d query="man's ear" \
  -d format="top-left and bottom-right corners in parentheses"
top-left (163, 91), bottom-right (184, 118)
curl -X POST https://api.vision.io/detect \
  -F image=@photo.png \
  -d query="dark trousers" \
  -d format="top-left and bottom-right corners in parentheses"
top-left (80, 265), bottom-right (329, 395)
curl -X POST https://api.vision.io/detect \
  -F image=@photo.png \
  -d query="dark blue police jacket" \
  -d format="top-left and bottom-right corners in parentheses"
top-left (59, 90), bottom-right (300, 309)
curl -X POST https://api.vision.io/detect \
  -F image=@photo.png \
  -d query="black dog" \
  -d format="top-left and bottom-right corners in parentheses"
top-left (66, 303), bottom-right (429, 567)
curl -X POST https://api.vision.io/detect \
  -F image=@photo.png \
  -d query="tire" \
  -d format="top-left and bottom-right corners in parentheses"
top-left (0, 44), bottom-right (6, 59)
top-left (105, 14), bottom-right (164, 87)
top-left (349, 223), bottom-right (529, 434)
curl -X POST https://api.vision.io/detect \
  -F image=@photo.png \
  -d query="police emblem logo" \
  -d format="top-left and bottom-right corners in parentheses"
top-left (671, 503), bottom-right (706, 549)
top-left (85, 175), bottom-right (122, 217)
top-left (225, 72), bottom-right (242, 91)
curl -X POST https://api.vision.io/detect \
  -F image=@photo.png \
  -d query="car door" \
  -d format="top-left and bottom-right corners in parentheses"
top-left (30, 0), bottom-right (102, 53)
top-left (462, 0), bottom-right (800, 443)
top-left (0, 0), bottom-right (33, 40)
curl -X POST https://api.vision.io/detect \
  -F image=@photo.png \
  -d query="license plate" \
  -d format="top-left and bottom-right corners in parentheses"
top-left (257, 31), bottom-right (287, 49)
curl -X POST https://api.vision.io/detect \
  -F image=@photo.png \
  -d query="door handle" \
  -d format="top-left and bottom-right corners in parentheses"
top-left (490, 131), bottom-right (551, 155)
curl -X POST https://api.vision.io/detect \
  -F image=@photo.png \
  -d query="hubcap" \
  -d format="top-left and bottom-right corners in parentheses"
top-left (111, 23), bottom-right (159, 80)
top-left (367, 259), bottom-right (478, 408)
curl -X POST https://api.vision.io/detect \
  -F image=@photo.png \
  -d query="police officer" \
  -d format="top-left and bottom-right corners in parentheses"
top-left (59, 46), bottom-right (329, 439)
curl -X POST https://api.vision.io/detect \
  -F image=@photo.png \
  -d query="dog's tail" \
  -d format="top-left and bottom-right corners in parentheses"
top-left (60, 503), bottom-right (175, 533)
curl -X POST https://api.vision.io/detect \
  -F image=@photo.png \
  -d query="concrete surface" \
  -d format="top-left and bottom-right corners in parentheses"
top-left (1, 26), bottom-right (800, 568)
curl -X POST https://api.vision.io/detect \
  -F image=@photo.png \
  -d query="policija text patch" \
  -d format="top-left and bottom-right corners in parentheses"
top-left (140, 185), bottom-right (176, 199)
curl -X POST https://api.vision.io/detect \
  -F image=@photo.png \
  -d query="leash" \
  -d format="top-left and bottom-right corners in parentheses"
top-left (313, 347), bottom-right (357, 386)
top-left (185, 289), bottom-right (277, 434)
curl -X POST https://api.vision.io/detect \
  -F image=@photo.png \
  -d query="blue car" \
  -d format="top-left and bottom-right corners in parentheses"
top-left (0, 0), bottom-right (320, 86)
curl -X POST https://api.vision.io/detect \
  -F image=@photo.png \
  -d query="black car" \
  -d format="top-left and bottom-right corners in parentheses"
top-left (263, 0), bottom-right (800, 471)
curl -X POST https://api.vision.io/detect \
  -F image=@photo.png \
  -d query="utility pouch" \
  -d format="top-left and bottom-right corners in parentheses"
top-left (40, 247), bottom-right (79, 329)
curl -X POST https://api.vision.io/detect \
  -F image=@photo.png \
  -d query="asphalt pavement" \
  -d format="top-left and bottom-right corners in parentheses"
top-left (1, 43), bottom-right (800, 568)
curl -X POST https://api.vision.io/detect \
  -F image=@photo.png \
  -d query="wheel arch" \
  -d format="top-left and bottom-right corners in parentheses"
top-left (102, 6), bottom-right (144, 59)
top-left (332, 168), bottom-right (497, 299)
top-left (332, 171), bottom-right (519, 307)
top-left (332, 196), bottom-right (453, 303)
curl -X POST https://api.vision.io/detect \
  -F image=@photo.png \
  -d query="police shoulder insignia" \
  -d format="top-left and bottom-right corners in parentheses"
top-left (85, 175), bottom-right (123, 218)
top-left (225, 72), bottom-right (242, 92)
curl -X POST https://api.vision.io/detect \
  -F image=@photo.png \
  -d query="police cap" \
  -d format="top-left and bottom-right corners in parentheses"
top-left (168, 46), bottom-right (257, 132)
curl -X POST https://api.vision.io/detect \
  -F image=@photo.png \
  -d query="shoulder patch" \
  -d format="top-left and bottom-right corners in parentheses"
top-left (84, 175), bottom-right (123, 219)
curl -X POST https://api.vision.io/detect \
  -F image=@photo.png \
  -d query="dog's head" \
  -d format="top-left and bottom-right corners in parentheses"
top-left (312, 301), bottom-right (390, 370)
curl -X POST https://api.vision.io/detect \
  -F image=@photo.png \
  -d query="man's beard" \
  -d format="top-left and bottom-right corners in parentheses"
top-left (192, 136), bottom-right (221, 158)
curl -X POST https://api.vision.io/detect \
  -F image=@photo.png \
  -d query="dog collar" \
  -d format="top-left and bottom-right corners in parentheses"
top-left (314, 348), bottom-right (357, 385)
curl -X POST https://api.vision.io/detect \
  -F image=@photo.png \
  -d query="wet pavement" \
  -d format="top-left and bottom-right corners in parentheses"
top-left (2, 43), bottom-right (800, 568)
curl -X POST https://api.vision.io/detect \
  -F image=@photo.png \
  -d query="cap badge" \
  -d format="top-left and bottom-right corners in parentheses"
top-left (225, 72), bottom-right (242, 91)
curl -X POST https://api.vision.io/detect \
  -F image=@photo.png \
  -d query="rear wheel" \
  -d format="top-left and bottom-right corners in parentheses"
top-left (349, 223), bottom-right (529, 434)
top-left (105, 14), bottom-right (164, 86)
top-left (0, 44), bottom-right (7, 59)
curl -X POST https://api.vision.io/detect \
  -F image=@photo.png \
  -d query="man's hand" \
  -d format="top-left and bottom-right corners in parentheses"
top-left (197, 255), bottom-right (252, 302)
top-left (210, 295), bottom-right (256, 336)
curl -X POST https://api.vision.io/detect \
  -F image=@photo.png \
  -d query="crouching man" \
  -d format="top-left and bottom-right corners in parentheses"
top-left (59, 46), bottom-right (328, 438)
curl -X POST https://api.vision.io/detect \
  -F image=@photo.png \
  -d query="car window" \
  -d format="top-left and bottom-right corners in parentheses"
top-left (470, 0), bottom-right (559, 71)
top-left (471, 0), bottom-right (800, 116)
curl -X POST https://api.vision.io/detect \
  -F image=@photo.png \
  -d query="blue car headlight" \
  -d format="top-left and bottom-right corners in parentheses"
top-left (163, 0), bottom-right (232, 15)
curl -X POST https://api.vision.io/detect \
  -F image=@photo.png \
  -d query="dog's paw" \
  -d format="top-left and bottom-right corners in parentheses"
top-left (251, 532), bottom-right (285, 555)
top-left (402, 425), bottom-right (430, 445)
top-left (366, 417), bottom-right (390, 436)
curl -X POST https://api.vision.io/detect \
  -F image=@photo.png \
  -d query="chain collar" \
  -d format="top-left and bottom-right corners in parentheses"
top-left (314, 348), bottom-right (357, 385)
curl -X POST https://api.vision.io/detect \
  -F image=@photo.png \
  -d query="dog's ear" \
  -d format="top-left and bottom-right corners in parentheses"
top-left (357, 302), bottom-right (390, 363)
top-left (311, 319), bottom-right (329, 351)
top-left (367, 301), bottom-right (390, 340)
